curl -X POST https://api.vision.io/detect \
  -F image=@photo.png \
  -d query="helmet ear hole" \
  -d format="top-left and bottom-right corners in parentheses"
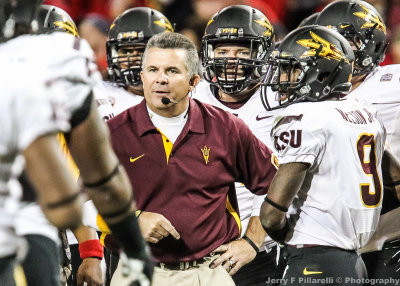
top-left (318, 72), bottom-right (330, 83)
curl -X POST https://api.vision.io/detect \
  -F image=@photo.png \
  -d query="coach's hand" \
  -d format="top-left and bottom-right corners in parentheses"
top-left (138, 211), bottom-right (180, 243)
top-left (209, 239), bottom-right (257, 275)
top-left (77, 257), bottom-right (104, 286)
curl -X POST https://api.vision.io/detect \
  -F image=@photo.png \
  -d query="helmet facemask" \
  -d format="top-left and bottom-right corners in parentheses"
top-left (262, 55), bottom-right (308, 110)
top-left (106, 7), bottom-right (174, 89)
top-left (202, 38), bottom-right (269, 95)
top-left (337, 23), bottom-right (386, 75)
top-left (107, 38), bottom-right (146, 88)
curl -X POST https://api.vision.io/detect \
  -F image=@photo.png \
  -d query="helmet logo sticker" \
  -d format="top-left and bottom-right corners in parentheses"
top-left (218, 28), bottom-right (238, 34)
top-left (54, 20), bottom-right (79, 37)
top-left (201, 146), bottom-right (211, 164)
top-left (118, 31), bottom-right (139, 40)
top-left (297, 31), bottom-right (349, 63)
top-left (353, 4), bottom-right (386, 34)
top-left (254, 18), bottom-right (273, 37)
top-left (153, 18), bottom-right (174, 32)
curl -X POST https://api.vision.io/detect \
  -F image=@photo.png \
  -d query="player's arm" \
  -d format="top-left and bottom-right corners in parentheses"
top-left (73, 225), bottom-right (104, 286)
top-left (23, 133), bottom-right (83, 231)
top-left (66, 96), bottom-right (153, 281)
top-left (382, 149), bottom-right (400, 201)
top-left (67, 96), bottom-right (132, 224)
top-left (260, 162), bottom-right (309, 243)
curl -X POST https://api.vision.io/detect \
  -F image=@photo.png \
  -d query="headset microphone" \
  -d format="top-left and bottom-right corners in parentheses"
top-left (161, 97), bottom-right (178, 105)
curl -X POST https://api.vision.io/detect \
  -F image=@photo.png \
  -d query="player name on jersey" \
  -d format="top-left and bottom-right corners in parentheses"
top-left (335, 108), bottom-right (374, 125)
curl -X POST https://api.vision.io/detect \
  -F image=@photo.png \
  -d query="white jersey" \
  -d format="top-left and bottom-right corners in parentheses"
top-left (104, 82), bottom-right (143, 115)
top-left (93, 83), bottom-right (115, 121)
top-left (193, 81), bottom-right (279, 250)
top-left (271, 98), bottom-right (386, 250)
top-left (0, 33), bottom-right (102, 257)
top-left (350, 65), bottom-right (400, 160)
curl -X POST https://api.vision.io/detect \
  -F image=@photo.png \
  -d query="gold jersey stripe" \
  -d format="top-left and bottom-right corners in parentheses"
top-left (226, 197), bottom-right (242, 235)
top-left (57, 133), bottom-right (80, 180)
top-left (158, 129), bottom-right (173, 164)
top-left (96, 214), bottom-right (111, 233)
top-left (99, 232), bottom-right (107, 247)
top-left (14, 263), bottom-right (27, 286)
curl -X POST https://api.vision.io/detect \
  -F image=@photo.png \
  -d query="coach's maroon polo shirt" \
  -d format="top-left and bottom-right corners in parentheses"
top-left (107, 98), bottom-right (276, 263)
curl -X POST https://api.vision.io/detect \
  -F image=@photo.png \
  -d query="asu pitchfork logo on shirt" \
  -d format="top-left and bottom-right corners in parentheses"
top-left (297, 31), bottom-right (349, 63)
top-left (201, 146), bottom-right (211, 164)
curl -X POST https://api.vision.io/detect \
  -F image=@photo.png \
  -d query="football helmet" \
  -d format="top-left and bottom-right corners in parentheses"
top-left (0, 0), bottom-right (42, 40)
top-left (37, 5), bottom-right (78, 37)
top-left (261, 25), bottom-right (354, 110)
top-left (298, 12), bottom-right (320, 28)
top-left (106, 7), bottom-right (174, 88)
top-left (315, 0), bottom-right (387, 75)
top-left (201, 5), bottom-right (275, 95)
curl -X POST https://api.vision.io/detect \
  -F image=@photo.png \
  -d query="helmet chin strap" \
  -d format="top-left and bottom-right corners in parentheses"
top-left (319, 59), bottom-right (346, 98)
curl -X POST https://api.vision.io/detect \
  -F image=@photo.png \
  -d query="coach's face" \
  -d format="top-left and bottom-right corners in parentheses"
top-left (141, 47), bottom-right (192, 118)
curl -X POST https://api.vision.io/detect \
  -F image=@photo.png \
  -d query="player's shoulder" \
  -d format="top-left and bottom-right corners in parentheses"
top-left (193, 98), bottom-right (249, 132)
top-left (192, 80), bottom-right (214, 101)
top-left (367, 65), bottom-right (400, 81)
top-left (362, 64), bottom-right (400, 89)
top-left (272, 101), bottom-right (331, 132)
top-left (107, 100), bottom-right (143, 132)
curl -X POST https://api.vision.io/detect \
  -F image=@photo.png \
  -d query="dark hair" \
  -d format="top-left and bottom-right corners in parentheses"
top-left (142, 32), bottom-right (199, 78)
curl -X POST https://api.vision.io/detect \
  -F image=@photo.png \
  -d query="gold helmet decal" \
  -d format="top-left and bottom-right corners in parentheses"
top-left (153, 17), bottom-right (174, 32)
top-left (353, 4), bottom-right (386, 34)
top-left (54, 20), bottom-right (79, 37)
top-left (254, 17), bottom-right (273, 37)
top-left (297, 31), bottom-right (349, 63)
top-left (204, 19), bottom-right (214, 35)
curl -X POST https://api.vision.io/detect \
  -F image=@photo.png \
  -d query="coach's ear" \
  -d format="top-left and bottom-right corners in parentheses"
top-left (189, 75), bottom-right (201, 91)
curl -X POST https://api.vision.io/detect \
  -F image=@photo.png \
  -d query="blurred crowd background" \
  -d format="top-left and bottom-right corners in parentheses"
top-left (44, 0), bottom-right (400, 78)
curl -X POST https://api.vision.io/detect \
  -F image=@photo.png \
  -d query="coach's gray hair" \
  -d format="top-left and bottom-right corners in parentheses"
top-left (142, 32), bottom-right (199, 79)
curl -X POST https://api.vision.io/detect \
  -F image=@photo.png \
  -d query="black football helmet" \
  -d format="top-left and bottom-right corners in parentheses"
top-left (37, 5), bottom-right (78, 37)
top-left (0, 0), bottom-right (42, 40)
top-left (201, 5), bottom-right (275, 95)
top-left (316, 0), bottom-right (387, 75)
top-left (106, 7), bottom-right (174, 88)
top-left (298, 12), bottom-right (320, 28)
top-left (261, 25), bottom-right (354, 110)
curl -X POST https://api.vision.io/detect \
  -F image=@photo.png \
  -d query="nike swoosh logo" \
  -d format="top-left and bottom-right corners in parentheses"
top-left (340, 24), bottom-right (350, 28)
top-left (130, 154), bottom-right (145, 163)
top-left (303, 267), bottom-right (323, 275)
top-left (256, 115), bottom-right (273, 121)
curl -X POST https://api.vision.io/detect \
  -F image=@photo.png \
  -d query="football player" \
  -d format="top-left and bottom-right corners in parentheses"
top-left (260, 24), bottom-right (400, 285)
top-left (13, 5), bottom-right (115, 286)
top-left (193, 5), bottom-right (279, 286)
top-left (315, 1), bottom-right (400, 283)
top-left (106, 7), bottom-right (174, 115)
top-left (0, 0), bottom-right (151, 285)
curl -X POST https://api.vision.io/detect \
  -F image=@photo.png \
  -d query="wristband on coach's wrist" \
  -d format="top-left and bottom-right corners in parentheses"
top-left (135, 209), bottom-right (142, 217)
top-left (242, 235), bottom-right (260, 253)
top-left (79, 239), bottom-right (104, 260)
